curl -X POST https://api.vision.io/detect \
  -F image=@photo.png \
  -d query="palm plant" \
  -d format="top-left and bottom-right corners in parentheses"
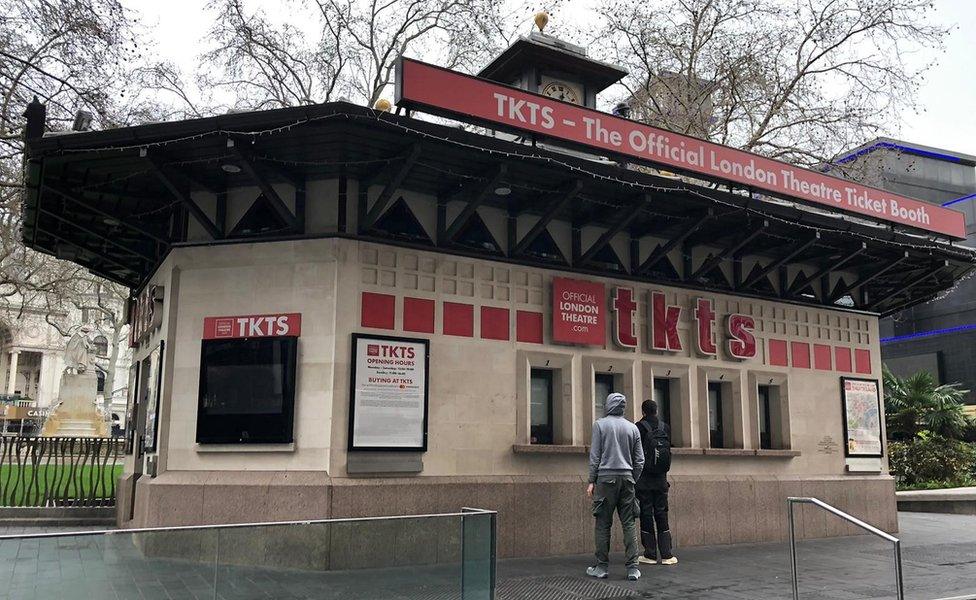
top-left (883, 366), bottom-right (973, 441)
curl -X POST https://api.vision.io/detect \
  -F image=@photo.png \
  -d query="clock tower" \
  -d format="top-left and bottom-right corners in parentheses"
top-left (477, 17), bottom-right (627, 110)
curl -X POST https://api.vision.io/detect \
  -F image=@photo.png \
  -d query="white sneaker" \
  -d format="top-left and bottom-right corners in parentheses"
top-left (660, 556), bottom-right (678, 565)
top-left (638, 556), bottom-right (657, 565)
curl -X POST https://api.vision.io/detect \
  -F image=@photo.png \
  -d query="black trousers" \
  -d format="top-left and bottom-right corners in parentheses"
top-left (637, 487), bottom-right (673, 559)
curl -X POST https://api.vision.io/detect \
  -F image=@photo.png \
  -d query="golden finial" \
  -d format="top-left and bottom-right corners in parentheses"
top-left (373, 98), bottom-right (392, 112)
top-left (534, 11), bottom-right (549, 33)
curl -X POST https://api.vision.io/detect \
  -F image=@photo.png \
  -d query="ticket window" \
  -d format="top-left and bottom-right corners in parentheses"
top-left (707, 381), bottom-right (725, 449)
top-left (197, 337), bottom-right (298, 444)
top-left (530, 368), bottom-right (554, 445)
top-left (758, 385), bottom-right (773, 450)
top-left (653, 377), bottom-right (672, 430)
top-left (594, 373), bottom-right (615, 419)
top-left (754, 382), bottom-right (789, 449)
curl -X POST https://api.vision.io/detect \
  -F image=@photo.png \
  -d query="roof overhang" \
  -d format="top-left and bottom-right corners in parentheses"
top-left (21, 102), bottom-right (976, 316)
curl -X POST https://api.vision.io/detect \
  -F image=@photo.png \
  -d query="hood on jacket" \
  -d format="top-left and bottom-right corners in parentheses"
top-left (605, 392), bottom-right (627, 416)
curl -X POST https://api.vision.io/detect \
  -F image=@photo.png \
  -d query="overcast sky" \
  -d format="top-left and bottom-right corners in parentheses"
top-left (129, 0), bottom-right (976, 157)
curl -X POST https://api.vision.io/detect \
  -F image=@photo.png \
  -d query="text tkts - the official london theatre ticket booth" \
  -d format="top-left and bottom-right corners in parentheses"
top-left (22, 30), bottom-right (975, 559)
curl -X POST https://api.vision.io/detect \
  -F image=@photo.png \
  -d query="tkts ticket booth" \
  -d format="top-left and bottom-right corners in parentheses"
top-left (21, 31), bottom-right (975, 558)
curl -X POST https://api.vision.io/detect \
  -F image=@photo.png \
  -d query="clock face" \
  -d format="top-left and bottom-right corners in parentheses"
top-left (541, 81), bottom-right (581, 104)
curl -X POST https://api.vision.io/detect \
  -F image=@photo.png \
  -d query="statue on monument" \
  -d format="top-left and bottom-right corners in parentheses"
top-left (63, 327), bottom-right (93, 374)
top-left (41, 326), bottom-right (108, 437)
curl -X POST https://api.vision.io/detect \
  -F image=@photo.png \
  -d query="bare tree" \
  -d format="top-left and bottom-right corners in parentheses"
top-left (200, 0), bottom-right (562, 109)
top-left (0, 0), bottom-right (147, 294)
top-left (0, 0), bottom-right (149, 408)
top-left (595, 0), bottom-right (949, 165)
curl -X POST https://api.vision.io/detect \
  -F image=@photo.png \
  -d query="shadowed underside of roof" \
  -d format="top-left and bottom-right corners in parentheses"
top-left (21, 102), bottom-right (976, 316)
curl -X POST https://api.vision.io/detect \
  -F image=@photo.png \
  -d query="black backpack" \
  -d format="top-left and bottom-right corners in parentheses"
top-left (638, 419), bottom-right (672, 475)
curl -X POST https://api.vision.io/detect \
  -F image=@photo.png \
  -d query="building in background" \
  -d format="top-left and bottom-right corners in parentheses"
top-left (833, 139), bottom-right (976, 401)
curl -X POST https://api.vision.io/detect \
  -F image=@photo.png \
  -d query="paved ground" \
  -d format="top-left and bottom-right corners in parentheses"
top-left (0, 512), bottom-right (973, 599)
top-left (497, 512), bottom-right (976, 600)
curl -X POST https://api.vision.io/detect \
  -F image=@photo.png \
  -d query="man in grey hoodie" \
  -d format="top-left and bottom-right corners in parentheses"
top-left (586, 392), bottom-right (645, 581)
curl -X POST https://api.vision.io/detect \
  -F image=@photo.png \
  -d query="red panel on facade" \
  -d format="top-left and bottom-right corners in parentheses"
top-left (854, 349), bottom-right (872, 374)
top-left (768, 339), bottom-right (789, 366)
top-left (552, 277), bottom-right (606, 346)
top-left (361, 292), bottom-right (395, 329)
top-left (791, 342), bottom-right (811, 369)
top-left (443, 302), bottom-right (474, 337)
top-left (835, 347), bottom-right (853, 372)
top-left (813, 344), bottom-right (832, 371)
top-left (516, 311), bottom-right (544, 343)
top-left (481, 306), bottom-right (510, 340)
top-left (403, 297), bottom-right (435, 333)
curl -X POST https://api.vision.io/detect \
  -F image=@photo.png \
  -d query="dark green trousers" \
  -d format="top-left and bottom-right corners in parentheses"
top-left (592, 475), bottom-right (640, 569)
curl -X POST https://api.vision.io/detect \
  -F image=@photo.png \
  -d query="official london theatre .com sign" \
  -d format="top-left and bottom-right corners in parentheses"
top-left (203, 313), bottom-right (302, 339)
top-left (841, 377), bottom-right (883, 458)
top-left (396, 57), bottom-right (965, 239)
top-left (349, 333), bottom-right (430, 451)
top-left (552, 277), bottom-right (606, 346)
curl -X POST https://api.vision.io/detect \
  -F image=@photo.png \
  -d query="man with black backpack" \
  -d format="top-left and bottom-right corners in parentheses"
top-left (635, 399), bottom-right (678, 566)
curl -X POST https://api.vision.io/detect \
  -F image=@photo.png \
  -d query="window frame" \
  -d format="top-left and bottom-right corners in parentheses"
top-left (196, 336), bottom-right (298, 445)
top-left (529, 368), bottom-right (555, 445)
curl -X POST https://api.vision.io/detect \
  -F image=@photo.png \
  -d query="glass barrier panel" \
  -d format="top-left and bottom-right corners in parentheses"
top-left (0, 510), bottom-right (495, 600)
top-left (461, 510), bottom-right (496, 600)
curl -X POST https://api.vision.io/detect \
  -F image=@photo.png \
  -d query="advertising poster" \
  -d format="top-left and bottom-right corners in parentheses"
top-left (349, 334), bottom-right (429, 451)
top-left (142, 341), bottom-right (164, 454)
top-left (841, 377), bottom-right (883, 457)
top-left (552, 277), bottom-right (606, 345)
top-left (123, 362), bottom-right (139, 455)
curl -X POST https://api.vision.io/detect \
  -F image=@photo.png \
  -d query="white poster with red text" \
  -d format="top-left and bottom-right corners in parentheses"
top-left (350, 335), bottom-right (429, 450)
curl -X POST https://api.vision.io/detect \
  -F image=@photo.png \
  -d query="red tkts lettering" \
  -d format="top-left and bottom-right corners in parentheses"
top-left (203, 313), bottom-right (302, 339)
top-left (694, 298), bottom-right (717, 356)
top-left (650, 292), bottom-right (683, 352)
top-left (375, 345), bottom-right (416, 359)
top-left (726, 314), bottom-right (757, 359)
top-left (612, 287), bottom-right (638, 348)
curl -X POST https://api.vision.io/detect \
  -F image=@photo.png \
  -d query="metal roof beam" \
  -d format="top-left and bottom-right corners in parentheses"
top-left (38, 208), bottom-right (153, 263)
top-left (829, 251), bottom-right (909, 302)
top-left (227, 140), bottom-right (299, 232)
top-left (788, 242), bottom-right (867, 295)
top-left (638, 209), bottom-right (714, 275)
top-left (578, 194), bottom-right (650, 266)
top-left (41, 182), bottom-right (170, 245)
top-left (741, 232), bottom-right (819, 290)
top-left (38, 229), bottom-right (139, 279)
top-left (361, 143), bottom-right (422, 231)
top-left (144, 151), bottom-right (223, 239)
top-left (513, 180), bottom-right (584, 256)
top-left (442, 164), bottom-right (508, 243)
top-left (688, 219), bottom-right (768, 282)
top-left (868, 260), bottom-right (949, 310)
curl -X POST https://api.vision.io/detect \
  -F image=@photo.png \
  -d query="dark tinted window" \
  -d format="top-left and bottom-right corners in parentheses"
top-left (530, 369), bottom-right (554, 445)
top-left (197, 337), bottom-right (297, 444)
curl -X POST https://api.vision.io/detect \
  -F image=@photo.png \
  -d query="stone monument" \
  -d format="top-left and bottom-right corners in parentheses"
top-left (40, 330), bottom-right (108, 437)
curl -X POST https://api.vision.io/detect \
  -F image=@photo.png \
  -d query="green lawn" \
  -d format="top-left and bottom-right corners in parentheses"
top-left (0, 464), bottom-right (122, 506)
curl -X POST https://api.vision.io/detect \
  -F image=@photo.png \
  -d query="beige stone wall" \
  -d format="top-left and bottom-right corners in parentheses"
top-left (126, 237), bottom-right (884, 480)
top-left (119, 235), bottom-right (896, 553)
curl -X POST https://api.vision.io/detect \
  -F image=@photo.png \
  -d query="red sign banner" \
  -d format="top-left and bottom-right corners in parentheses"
top-left (552, 277), bottom-right (606, 345)
top-left (397, 57), bottom-right (965, 239)
top-left (203, 313), bottom-right (302, 340)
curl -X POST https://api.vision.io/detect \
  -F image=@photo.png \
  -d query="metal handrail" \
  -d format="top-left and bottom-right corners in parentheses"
top-left (787, 497), bottom-right (903, 600)
top-left (0, 507), bottom-right (498, 540)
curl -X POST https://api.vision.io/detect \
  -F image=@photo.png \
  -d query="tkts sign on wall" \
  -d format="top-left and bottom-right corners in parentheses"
top-left (553, 277), bottom-right (757, 359)
top-left (396, 57), bottom-right (965, 239)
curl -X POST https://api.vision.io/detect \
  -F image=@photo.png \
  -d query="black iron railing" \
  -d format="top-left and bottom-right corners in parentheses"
top-left (0, 436), bottom-right (123, 507)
